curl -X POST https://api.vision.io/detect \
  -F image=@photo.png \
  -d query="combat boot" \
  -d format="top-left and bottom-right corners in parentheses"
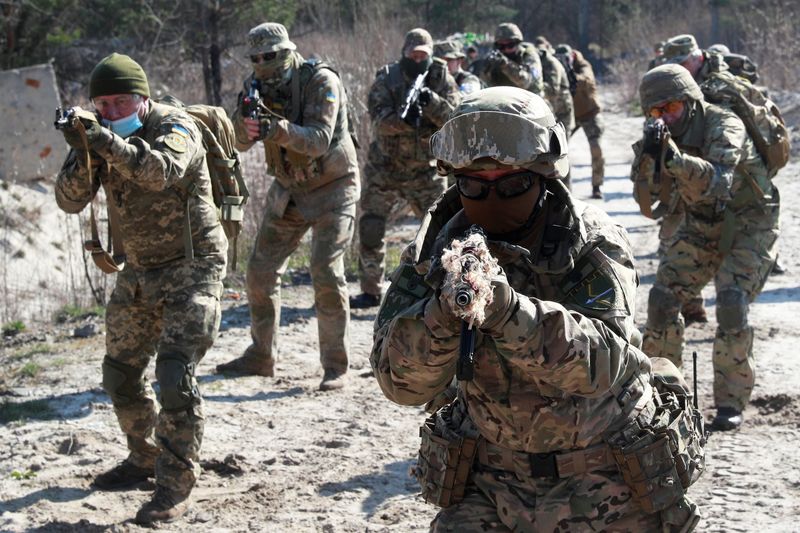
top-left (135, 485), bottom-right (191, 524)
top-left (591, 185), bottom-right (603, 199)
top-left (711, 407), bottom-right (743, 431)
top-left (92, 459), bottom-right (154, 490)
top-left (349, 292), bottom-right (381, 309)
top-left (215, 353), bottom-right (274, 377)
top-left (319, 368), bottom-right (347, 391)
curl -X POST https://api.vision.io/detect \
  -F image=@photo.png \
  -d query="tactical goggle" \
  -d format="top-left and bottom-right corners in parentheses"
top-left (649, 100), bottom-right (683, 118)
top-left (250, 51), bottom-right (279, 63)
top-left (494, 40), bottom-right (519, 51)
top-left (455, 170), bottom-right (540, 200)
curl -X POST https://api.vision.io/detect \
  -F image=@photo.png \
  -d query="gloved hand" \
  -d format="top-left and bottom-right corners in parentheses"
top-left (418, 87), bottom-right (433, 108)
top-left (488, 50), bottom-right (508, 67)
top-left (477, 275), bottom-right (518, 336)
top-left (402, 102), bottom-right (422, 126)
top-left (61, 115), bottom-right (105, 151)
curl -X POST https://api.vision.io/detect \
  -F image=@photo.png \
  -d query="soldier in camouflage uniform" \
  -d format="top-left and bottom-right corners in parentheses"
top-left (215, 23), bottom-right (359, 391)
top-left (533, 37), bottom-right (575, 134)
top-left (370, 87), bottom-right (700, 532)
top-left (55, 53), bottom-right (226, 524)
top-left (632, 64), bottom-right (780, 431)
top-left (350, 29), bottom-right (460, 309)
top-left (477, 23), bottom-right (544, 95)
top-left (433, 40), bottom-right (482, 95)
top-left (556, 43), bottom-right (605, 199)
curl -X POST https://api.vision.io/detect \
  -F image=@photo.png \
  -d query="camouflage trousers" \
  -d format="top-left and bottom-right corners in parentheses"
top-left (431, 467), bottom-right (665, 532)
top-left (104, 259), bottom-right (224, 493)
top-left (575, 112), bottom-right (604, 187)
top-left (246, 200), bottom-right (355, 373)
top-left (358, 155), bottom-right (447, 296)
top-left (644, 198), bottom-right (779, 410)
top-left (659, 212), bottom-right (706, 321)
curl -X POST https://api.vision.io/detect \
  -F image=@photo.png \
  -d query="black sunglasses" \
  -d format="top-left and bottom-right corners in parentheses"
top-left (494, 41), bottom-right (519, 51)
top-left (455, 170), bottom-right (539, 200)
top-left (251, 51), bottom-right (279, 63)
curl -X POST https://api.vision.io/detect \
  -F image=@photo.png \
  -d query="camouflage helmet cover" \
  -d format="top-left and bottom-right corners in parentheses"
top-left (663, 34), bottom-right (699, 64)
top-left (707, 43), bottom-right (731, 56)
top-left (495, 23), bottom-right (523, 43)
top-left (403, 28), bottom-right (434, 56)
top-left (554, 43), bottom-right (573, 56)
top-left (434, 40), bottom-right (465, 60)
top-left (639, 63), bottom-right (704, 111)
top-left (431, 87), bottom-right (569, 178)
top-left (247, 23), bottom-right (297, 56)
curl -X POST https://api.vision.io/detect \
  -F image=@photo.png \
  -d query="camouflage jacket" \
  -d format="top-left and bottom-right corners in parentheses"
top-left (55, 101), bottom-right (227, 272)
top-left (370, 183), bottom-right (654, 453)
top-left (572, 50), bottom-right (600, 121)
top-left (479, 43), bottom-right (544, 95)
top-left (540, 49), bottom-right (576, 131)
top-left (631, 100), bottom-right (773, 227)
top-left (368, 58), bottom-right (460, 166)
top-left (234, 54), bottom-right (360, 219)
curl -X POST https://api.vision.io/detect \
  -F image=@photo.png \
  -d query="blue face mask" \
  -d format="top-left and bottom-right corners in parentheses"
top-left (102, 110), bottom-right (143, 138)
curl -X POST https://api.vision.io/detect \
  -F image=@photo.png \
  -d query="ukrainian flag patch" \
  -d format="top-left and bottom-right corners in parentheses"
top-left (324, 91), bottom-right (337, 103)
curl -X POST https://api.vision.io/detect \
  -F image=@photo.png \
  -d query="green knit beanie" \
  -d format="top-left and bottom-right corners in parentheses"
top-left (89, 53), bottom-right (150, 99)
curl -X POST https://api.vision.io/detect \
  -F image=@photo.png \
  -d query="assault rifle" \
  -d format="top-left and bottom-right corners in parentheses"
top-left (241, 79), bottom-right (262, 120)
top-left (399, 70), bottom-right (429, 127)
top-left (54, 107), bottom-right (76, 130)
top-left (642, 117), bottom-right (669, 185)
top-left (555, 53), bottom-right (578, 96)
top-left (440, 227), bottom-right (499, 381)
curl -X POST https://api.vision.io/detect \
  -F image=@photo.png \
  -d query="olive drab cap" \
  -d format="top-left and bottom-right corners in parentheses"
top-left (663, 34), bottom-right (700, 64)
top-left (434, 40), bottom-right (464, 60)
top-left (495, 23), bottom-right (524, 43)
top-left (431, 86), bottom-right (569, 178)
top-left (89, 53), bottom-right (150, 98)
top-left (403, 28), bottom-right (434, 55)
top-left (639, 63), bottom-right (704, 111)
top-left (246, 22), bottom-right (297, 56)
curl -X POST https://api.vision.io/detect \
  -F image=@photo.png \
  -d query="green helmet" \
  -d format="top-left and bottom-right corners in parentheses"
top-left (494, 23), bottom-right (523, 43)
top-left (431, 87), bottom-right (569, 178)
top-left (663, 34), bottom-right (699, 64)
top-left (246, 23), bottom-right (296, 56)
top-left (403, 28), bottom-right (434, 56)
top-left (433, 40), bottom-right (464, 60)
top-left (639, 64), bottom-right (703, 111)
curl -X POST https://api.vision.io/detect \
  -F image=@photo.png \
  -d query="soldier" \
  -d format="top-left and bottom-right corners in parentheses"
top-left (215, 23), bottom-right (359, 391)
top-left (433, 40), bottom-right (482, 95)
top-left (648, 41), bottom-right (666, 71)
top-left (556, 43), bottom-right (605, 199)
top-left (477, 23), bottom-right (544, 95)
top-left (533, 36), bottom-right (575, 134)
top-left (370, 87), bottom-right (702, 532)
top-left (55, 53), bottom-right (226, 523)
top-left (632, 64), bottom-right (779, 431)
top-left (349, 28), bottom-right (460, 309)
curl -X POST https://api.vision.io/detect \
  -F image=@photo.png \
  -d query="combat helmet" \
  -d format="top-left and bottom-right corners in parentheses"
top-left (639, 63), bottom-right (704, 112)
top-left (554, 44), bottom-right (573, 56)
top-left (247, 22), bottom-right (297, 56)
top-left (431, 86), bottom-right (568, 178)
top-left (494, 23), bottom-right (524, 43)
top-left (663, 34), bottom-right (699, 64)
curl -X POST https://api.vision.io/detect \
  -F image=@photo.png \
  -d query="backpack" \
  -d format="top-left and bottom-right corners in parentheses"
top-left (722, 53), bottom-right (759, 83)
top-left (164, 98), bottom-right (250, 269)
top-left (700, 75), bottom-right (790, 177)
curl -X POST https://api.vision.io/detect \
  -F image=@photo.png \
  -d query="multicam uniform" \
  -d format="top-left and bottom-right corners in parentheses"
top-left (538, 48), bottom-right (575, 133)
top-left (233, 53), bottom-right (360, 377)
top-left (570, 49), bottom-right (604, 188)
top-left (633, 67), bottom-right (779, 413)
top-left (370, 182), bottom-right (694, 531)
top-left (357, 57), bottom-right (459, 297)
top-left (479, 42), bottom-right (544, 95)
top-left (55, 100), bottom-right (227, 494)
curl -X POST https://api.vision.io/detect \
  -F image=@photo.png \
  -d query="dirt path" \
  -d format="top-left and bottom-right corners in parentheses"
top-left (1, 103), bottom-right (799, 532)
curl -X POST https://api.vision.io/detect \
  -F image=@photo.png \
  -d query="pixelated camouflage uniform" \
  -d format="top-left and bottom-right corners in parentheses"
top-left (632, 99), bottom-right (779, 412)
top-left (570, 49), bottom-right (604, 187)
top-left (479, 42), bottom-right (545, 96)
top-left (370, 179), bottom-right (701, 531)
top-left (55, 100), bottom-right (227, 493)
top-left (233, 51), bottom-right (360, 375)
top-left (357, 57), bottom-right (460, 297)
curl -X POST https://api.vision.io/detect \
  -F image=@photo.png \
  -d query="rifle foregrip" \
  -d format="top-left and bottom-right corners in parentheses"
top-left (457, 321), bottom-right (476, 381)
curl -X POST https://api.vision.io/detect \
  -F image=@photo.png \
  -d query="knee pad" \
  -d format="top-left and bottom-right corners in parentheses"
top-left (359, 214), bottom-right (386, 249)
top-left (155, 355), bottom-right (198, 412)
top-left (716, 288), bottom-right (748, 332)
top-left (102, 356), bottom-right (146, 406)
top-left (647, 284), bottom-right (681, 328)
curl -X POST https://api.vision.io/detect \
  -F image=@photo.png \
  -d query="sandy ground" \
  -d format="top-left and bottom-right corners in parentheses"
top-left (1, 102), bottom-right (800, 532)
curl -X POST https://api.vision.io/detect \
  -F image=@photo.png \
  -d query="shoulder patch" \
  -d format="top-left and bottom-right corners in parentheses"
top-left (163, 132), bottom-right (187, 153)
top-left (324, 90), bottom-right (337, 103)
top-left (560, 248), bottom-right (626, 313)
top-left (171, 124), bottom-right (190, 137)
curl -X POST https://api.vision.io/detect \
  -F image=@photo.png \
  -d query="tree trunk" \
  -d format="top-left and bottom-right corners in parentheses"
top-left (209, 3), bottom-right (222, 106)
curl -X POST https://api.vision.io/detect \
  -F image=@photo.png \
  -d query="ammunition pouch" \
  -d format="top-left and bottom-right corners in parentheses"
top-left (415, 399), bottom-right (480, 508)
top-left (607, 385), bottom-right (706, 515)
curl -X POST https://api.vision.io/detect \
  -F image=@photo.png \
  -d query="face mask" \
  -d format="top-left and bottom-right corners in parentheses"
top-left (102, 109), bottom-right (143, 138)
top-left (400, 56), bottom-right (432, 77)
top-left (254, 51), bottom-right (294, 84)
top-left (460, 183), bottom-right (541, 235)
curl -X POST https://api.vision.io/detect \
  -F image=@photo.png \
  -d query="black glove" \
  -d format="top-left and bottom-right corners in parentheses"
top-left (418, 87), bottom-right (433, 108)
top-left (402, 103), bottom-right (422, 126)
